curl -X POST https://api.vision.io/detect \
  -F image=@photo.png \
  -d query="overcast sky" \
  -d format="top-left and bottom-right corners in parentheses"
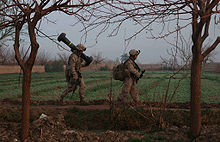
top-left (37, 12), bottom-right (220, 64)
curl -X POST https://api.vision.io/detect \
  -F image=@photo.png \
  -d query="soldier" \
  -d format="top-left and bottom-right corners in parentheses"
top-left (118, 49), bottom-right (142, 105)
top-left (60, 44), bottom-right (89, 104)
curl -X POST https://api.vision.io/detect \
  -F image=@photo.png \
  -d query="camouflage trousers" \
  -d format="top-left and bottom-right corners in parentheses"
top-left (118, 77), bottom-right (139, 103)
top-left (60, 77), bottom-right (86, 101)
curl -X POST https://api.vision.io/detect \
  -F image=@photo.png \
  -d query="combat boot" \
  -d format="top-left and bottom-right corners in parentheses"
top-left (59, 96), bottom-right (64, 105)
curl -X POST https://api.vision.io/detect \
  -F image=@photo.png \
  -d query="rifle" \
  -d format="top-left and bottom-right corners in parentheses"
top-left (139, 70), bottom-right (145, 79)
top-left (131, 59), bottom-right (145, 81)
top-left (132, 69), bottom-right (145, 82)
top-left (71, 71), bottom-right (82, 95)
top-left (75, 71), bottom-right (82, 86)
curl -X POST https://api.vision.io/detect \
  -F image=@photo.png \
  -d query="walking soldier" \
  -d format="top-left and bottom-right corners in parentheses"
top-left (118, 49), bottom-right (144, 105)
top-left (60, 44), bottom-right (89, 104)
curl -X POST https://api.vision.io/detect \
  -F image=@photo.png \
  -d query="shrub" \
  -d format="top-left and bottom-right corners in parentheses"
top-left (161, 66), bottom-right (173, 71)
top-left (99, 65), bottom-right (110, 71)
top-left (45, 61), bottom-right (64, 72)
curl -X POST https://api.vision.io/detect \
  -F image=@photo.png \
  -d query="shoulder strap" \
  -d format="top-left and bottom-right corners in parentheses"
top-left (123, 59), bottom-right (129, 65)
top-left (128, 58), bottom-right (140, 72)
top-left (133, 61), bottom-right (141, 72)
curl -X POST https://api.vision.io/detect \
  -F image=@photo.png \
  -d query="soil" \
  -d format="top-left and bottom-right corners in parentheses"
top-left (0, 98), bottom-right (219, 142)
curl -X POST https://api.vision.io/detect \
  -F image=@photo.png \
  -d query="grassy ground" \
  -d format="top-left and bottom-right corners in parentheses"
top-left (0, 71), bottom-right (220, 103)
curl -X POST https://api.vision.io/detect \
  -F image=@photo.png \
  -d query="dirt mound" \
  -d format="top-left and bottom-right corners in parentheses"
top-left (0, 117), bottom-right (219, 142)
top-left (0, 99), bottom-right (220, 141)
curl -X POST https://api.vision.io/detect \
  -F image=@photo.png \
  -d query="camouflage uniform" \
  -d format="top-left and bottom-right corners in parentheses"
top-left (118, 49), bottom-right (141, 103)
top-left (60, 44), bottom-right (88, 103)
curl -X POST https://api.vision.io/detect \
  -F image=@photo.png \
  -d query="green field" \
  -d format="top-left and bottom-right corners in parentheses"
top-left (0, 71), bottom-right (220, 103)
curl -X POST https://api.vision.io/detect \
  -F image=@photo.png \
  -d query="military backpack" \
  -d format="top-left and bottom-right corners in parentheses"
top-left (112, 62), bottom-right (130, 81)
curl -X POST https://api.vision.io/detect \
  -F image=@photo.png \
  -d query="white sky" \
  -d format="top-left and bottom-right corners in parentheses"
top-left (37, 12), bottom-right (220, 64)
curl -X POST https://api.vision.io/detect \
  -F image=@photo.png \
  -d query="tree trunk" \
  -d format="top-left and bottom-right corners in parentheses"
top-left (21, 68), bottom-right (32, 141)
top-left (190, 52), bottom-right (202, 137)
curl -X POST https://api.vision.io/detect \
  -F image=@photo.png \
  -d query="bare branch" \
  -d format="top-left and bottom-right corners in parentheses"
top-left (202, 36), bottom-right (220, 59)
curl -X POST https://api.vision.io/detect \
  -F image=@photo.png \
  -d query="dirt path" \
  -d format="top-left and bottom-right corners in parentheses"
top-left (1, 98), bottom-right (219, 110)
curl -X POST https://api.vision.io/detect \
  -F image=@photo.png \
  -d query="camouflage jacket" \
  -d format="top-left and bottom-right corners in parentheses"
top-left (67, 52), bottom-right (87, 77)
top-left (124, 57), bottom-right (140, 78)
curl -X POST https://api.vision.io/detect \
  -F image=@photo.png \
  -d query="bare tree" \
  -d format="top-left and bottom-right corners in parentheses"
top-left (0, 1), bottom-right (15, 64)
top-left (161, 31), bottom-right (192, 70)
top-left (0, 27), bottom-right (14, 47)
top-left (202, 42), bottom-right (218, 69)
top-left (0, 46), bottom-right (9, 64)
top-left (161, 57), bottom-right (178, 70)
top-left (0, 0), bottom-right (103, 141)
top-left (0, 0), bottom-right (14, 44)
top-left (35, 50), bottom-right (51, 65)
top-left (92, 51), bottom-right (105, 70)
top-left (0, 46), bottom-right (25, 65)
top-left (81, 0), bottom-right (220, 137)
top-left (162, 32), bottom-right (218, 71)
top-left (57, 52), bottom-right (69, 65)
top-left (92, 51), bottom-right (105, 64)
top-left (120, 53), bottom-right (129, 63)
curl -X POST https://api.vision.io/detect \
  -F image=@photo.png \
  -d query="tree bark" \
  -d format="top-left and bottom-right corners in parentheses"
top-left (190, 48), bottom-right (202, 137)
top-left (21, 68), bottom-right (32, 141)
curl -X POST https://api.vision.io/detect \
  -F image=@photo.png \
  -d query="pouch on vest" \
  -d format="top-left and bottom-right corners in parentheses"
top-left (113, 63), bottom-right (129, 81)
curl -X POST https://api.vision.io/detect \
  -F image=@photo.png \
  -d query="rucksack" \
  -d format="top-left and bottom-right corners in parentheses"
top-left (113, 63), bottom-right (130, 81)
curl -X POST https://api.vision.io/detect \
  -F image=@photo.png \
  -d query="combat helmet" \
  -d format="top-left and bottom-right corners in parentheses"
top-left (76, 44), bottom-right (86, 51)
top-left (129, 49), bottom-right (140, 56)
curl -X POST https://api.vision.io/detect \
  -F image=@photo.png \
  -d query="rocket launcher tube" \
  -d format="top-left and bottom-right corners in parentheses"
top-left (57, 33), bottom-right (93, 65)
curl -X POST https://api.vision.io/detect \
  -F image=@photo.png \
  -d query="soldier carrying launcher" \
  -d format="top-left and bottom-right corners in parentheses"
top-left (57, 33), bottom-right (93, 104)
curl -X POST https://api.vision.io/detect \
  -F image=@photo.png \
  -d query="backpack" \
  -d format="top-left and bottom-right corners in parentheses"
top-left (113, 62), bottom-right (130, 81)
